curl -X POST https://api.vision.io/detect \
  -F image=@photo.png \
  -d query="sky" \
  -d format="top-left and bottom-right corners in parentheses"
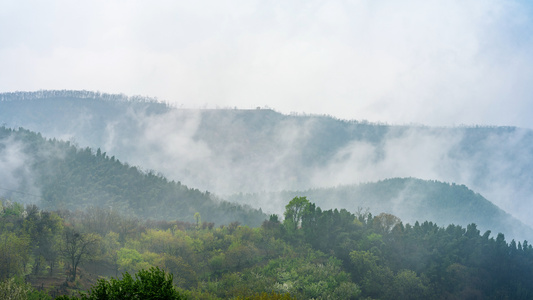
top-left (1, 0), bottom-right (533, 128)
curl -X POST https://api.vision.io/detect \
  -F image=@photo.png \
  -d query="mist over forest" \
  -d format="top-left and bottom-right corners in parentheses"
top-left (2, 0), bottom-right (533, 297)
top-left (1, 91), bottom-right (532, 229)
top-left (2, 90), bottom-right (533, 299)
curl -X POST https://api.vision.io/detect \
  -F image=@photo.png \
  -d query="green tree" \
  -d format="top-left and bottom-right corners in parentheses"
top-left (117, 248), bottom-right (149, 274)
top-left (0, 232), bottom-right (31, 280)
top-left (349, 249), bottom-right (394, 298)
top-left (373, 213), bottom-right (402, 235)
top-left (225, 241), bottom-right (259, 270)
top-left (102, 232), bottom-right (121, 277)
top-left (161, 254), bottom-right (198, 288)
top-left (27, 210), bottom-right (63, 276)
top-left (283, 197), bottom-right (310, 233)
top-left (349, 250), bottom-right (379, 281)
top-left (389, 270), bottom-right (428, 300)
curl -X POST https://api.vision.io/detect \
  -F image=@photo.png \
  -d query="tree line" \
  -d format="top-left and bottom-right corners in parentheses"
top-left (0, 90), bottom-right (160, 104)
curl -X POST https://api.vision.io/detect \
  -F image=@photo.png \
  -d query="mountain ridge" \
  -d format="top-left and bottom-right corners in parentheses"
top-left (2, 90), bottom-right (533, 233)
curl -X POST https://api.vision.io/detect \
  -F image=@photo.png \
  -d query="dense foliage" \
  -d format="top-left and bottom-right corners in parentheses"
top-left (1, 197), bottom-right (533, 299)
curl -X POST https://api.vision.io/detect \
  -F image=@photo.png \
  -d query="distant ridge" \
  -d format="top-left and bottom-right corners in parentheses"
top-left (228, 178), bottom-right (533, 242)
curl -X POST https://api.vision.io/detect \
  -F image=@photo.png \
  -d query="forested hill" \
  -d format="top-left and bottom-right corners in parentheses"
top-left (0, 126), bottom-right (266, 226)
top-left (2, 90), bottom-right (533, 231)
top-left (228, 178), bottom-right (533, 242)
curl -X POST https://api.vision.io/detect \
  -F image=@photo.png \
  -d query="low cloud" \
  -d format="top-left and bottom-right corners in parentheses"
top-left (88, 108), bottom-right (533, 228)
top-left (310, 127), bottom-right (464, 186)
top-left (3, 97), bottom-right (533, 230)
top-left (0, 136), bottom-right (40, 203)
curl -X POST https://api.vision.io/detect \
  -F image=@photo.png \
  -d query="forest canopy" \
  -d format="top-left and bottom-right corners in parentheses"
top-left (1, 197), bottom-right (532, 299)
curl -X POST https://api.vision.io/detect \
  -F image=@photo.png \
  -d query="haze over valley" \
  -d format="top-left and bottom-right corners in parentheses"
top-left (2, 1), bottom-right (533, 298)
top-left (1, 90), bottom-right (533, 241)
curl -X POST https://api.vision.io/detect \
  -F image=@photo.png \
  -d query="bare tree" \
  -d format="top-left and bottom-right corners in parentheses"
top-left (61, 228), bottom-right (99, 282)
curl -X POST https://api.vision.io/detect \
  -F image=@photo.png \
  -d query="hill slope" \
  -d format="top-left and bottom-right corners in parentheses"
top-left (0, 126), bottom-right (266, 226)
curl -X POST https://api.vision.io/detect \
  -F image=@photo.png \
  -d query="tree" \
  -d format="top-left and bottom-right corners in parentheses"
top-left (390, 270), bottom-right (428, 300)
top-left (225, 241), bottom-right (259, 270)
top-left (117, 248), bottom-right (151, 274)
top-left (80, 206), bottom-right (121, 236)
top-left (373, 213), bottom-right (402, 235)
top-left (0, 232), bottom-right (31, 280)
top-left (349, 250), bottom-right (379, 282)
top-left (28, 210), bottom-right (63, 275)
top-left (61, 228), bottom-right (100, 282)
top-left (283, 197), bottom-right (310, 232)
top-left (102, 232), bottom-right (121, 277)
top-left (56, 267), bottom-right (186, 300)
top-left (161, 254), bottom-right (198, 288)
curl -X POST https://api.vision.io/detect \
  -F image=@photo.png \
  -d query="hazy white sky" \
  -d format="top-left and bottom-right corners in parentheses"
top-left (1, 0), bottom-right (532, 128)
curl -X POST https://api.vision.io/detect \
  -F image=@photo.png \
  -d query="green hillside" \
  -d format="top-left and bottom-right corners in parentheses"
top-left (0, 126), bottom-right (266, 226)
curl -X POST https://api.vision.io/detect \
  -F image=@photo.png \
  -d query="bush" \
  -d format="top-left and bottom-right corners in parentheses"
top-left (0, 277), bottom-right (51, 300)
top-left (57, 267), bottom-right (186, 300)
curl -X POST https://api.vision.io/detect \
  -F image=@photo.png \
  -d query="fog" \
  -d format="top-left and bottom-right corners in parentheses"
top-left (50, 105), bottom-right (532, 229)
top-left (100, 108), bottom-right (316, 193)
top-left (310, 127), bottom-right (464, 186)
top-left (0, 136), bottom-right (41, 202)
top-left (2, 93), bottom-right (533, 233)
